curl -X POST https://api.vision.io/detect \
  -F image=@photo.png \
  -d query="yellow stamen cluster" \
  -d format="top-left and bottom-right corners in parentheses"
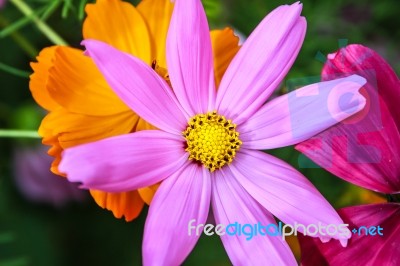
top-left (183, 111), bottom-right (242, 172)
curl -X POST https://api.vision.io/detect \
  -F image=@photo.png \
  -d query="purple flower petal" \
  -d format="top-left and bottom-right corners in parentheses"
top-left (59, 130), bottom-right (188, 192)
top-left (299, 203), bottom-right (400, 266)
top-left (82, 40), bottom-right (188, 134)
top-left (143, 163), bottom-right (211, 265)
top-left (216, 3), bottom-right (306, 125)
top-left (13, 146), bottom-right (86, 207)
top-left (231, 149), bottom-right (350, 244)
top-left (212, 167), bottom-right (297, 265)
top-left (239, 75), bottom-right (366, 150)
top-left (167, 0), bottom-right (215, 115)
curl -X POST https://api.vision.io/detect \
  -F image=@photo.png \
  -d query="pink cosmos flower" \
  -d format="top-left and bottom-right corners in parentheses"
top-left (59, 1), bottom-right (367, 265)
top-left (296, 44), bottom-right (400, 265)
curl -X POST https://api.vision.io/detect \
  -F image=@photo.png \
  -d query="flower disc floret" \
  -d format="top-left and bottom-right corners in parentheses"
top-left (183, 111), bottom-right (242, 172)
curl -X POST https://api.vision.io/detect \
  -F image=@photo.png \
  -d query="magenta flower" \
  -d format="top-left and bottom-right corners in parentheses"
top-left (60, 1), bottom-right (366, 265)
top-left (296, 44), bottom-right (400, 265)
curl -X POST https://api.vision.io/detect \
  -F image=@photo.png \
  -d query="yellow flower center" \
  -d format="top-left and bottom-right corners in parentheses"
top-left (183, 111), bottom-right (242, 172)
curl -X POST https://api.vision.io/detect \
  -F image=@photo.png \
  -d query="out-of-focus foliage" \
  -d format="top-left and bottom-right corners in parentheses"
top-left (0, 0), bottom-right (398, 265)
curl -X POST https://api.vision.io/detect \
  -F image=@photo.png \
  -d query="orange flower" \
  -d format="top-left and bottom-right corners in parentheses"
top-left (30, 0), bottom-right (240, 221)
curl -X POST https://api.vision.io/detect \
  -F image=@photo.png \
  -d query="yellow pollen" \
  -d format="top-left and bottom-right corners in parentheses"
top-left (183, 111), bottom-right (242, 172)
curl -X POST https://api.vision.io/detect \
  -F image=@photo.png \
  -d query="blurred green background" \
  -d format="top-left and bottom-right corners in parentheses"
top-left (0, 0), bottom-right (398, 265)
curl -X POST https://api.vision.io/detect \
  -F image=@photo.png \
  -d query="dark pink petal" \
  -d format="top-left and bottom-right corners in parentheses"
top-left (299, 203), bottom-right (400, 266)
top-left (59, 130), bottom-right (188, 192)
top-left (212, 167), bottom-right (297, 265)
top-left (143, 162), bottom-right (211, 265)
top-left (167, 0), bottom-right (215, 115)
top-left (231, 149), bottom-right (350, 245)
top-left (296, 46), bottom-right (400, 194)
top-left (239, 75), bottom-right (366, 150)
top-left (83, 40), bottom-right (188, 135)
top-left (324, 44), bottom-right (400, 129)
top-left (216, 3), bottom-right (306, 125)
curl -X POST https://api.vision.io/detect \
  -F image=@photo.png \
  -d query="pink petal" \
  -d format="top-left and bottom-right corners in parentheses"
top-left (299, 203), bottom-right (400, 266)
top-left (296, 46), bottom-right (400, 194)
top-left (239, 75), bottom-right (367, 150)
top-left (166, 0), bottom-right (215, 115)
top-left (215, 3), bottom-right (306, 125)
top-left (231, 149), bottom-right (350, 244)
top-left (143, 162), bottom-right (211, 265)
top-left (82, 40), bottom-right (188, 135)
top-left (212, 168), bottom-right (297, 265)
top-left (59, 130), bottom-right (188, 192)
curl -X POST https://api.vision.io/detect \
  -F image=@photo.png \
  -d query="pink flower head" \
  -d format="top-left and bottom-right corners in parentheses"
top-left (296, 45), bottom-right (400, 265)
top-left (60, 1), bottom-right (367, 265)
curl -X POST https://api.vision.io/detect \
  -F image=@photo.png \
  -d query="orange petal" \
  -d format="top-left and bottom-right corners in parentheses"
top-left (47, 46), bottom-right (130, 116)
top-left (83, 0), bottom-right (152, 64)
top-left (133, 116), bottom-right (157, 131)
top-left (29, 46), bottom-right (61, 111)
top-left (38, 107), bottom-right (138, 175)
top-left (210, 27), bottom-right (240, 88)
top-left (90, 190), bottom-right (144, 221)
top-left (43, 134), bottom-right (65, 176)
top-left (137, 0), bottom-right (174, 68)
top-left (39, 108), bottom-right (138, 150)
top-left (39, 108), bottom-right (150, 220)
top-left (138, 183), bottom-right (160, 205)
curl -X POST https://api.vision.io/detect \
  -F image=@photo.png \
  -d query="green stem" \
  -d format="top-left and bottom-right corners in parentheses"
top-left (0, 62), bottom-right (30, 78)
top-left (9, 0), bottom-right (68, 46)
top-left (78, 0), bottom-right (88, 20)
top-left (41, 0), bottom-right (62, 21)
top-left (0, 129), bottom-right (40, 138)
top-left (0, 14), bottom-right (37, 58)
top-left (62, 0), bottom-right (72, 19)
top-left (0, 6), bottom-right (48, 38)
